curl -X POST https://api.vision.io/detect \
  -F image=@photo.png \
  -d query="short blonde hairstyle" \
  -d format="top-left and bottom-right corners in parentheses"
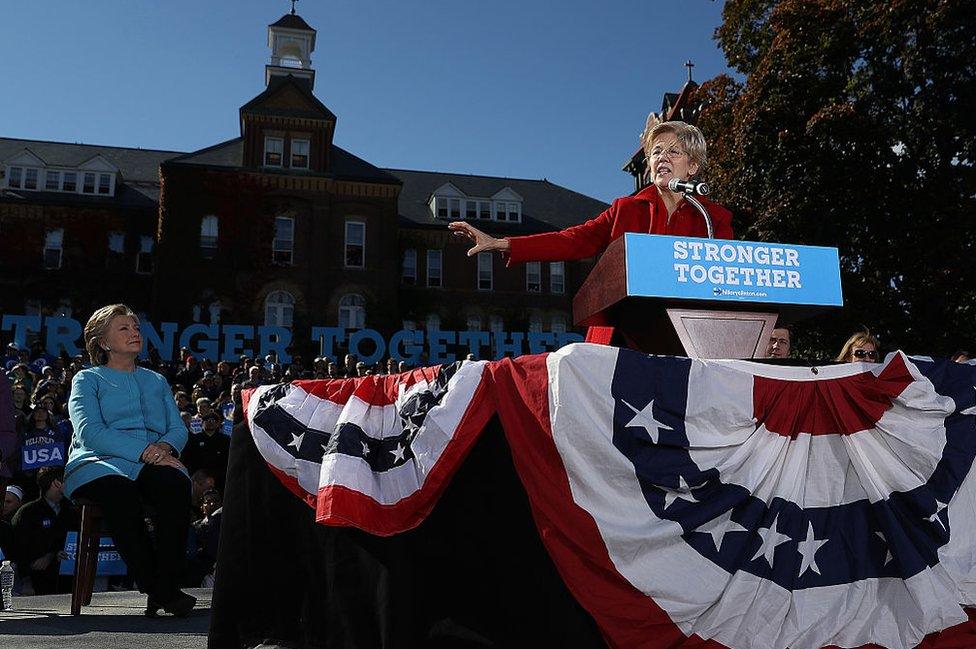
top-left (641, 118), bottom-right (708, 173)
top-left (84, 304), bottom-right (138, 366)
top-left (835, 329), bottom-right (881, 362)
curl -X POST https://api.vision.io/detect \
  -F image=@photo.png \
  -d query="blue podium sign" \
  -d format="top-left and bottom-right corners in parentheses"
top-left (625, 234), bottom-right (843, 306)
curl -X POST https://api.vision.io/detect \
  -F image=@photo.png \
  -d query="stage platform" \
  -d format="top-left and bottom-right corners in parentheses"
top-left (0, 588), bottom-right (211, 649)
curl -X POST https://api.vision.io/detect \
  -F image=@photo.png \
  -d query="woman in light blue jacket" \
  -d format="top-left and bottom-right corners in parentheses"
top-left (66, 304), bottom-right (195, 617)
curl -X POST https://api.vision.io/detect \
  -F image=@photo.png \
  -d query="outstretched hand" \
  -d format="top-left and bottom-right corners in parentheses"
top-left (448, 221), bottom-right (510, 256)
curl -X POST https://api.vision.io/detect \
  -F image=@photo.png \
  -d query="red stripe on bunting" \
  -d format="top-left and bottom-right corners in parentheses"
top-left (314, 369), bottom-right (496, 536)
top-left (297, 366), bottom-right (445, 406)
top-left (754, 353), bottom-right (914, 438)
top-left (489, 353), bottom-right (724, 649)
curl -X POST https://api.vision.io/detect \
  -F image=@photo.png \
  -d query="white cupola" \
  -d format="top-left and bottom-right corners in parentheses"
top-left (265, 3), bottom-right (317, 89)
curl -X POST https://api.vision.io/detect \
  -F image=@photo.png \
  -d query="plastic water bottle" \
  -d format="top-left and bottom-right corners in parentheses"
top-left (1, 560), bottom-right (14, 611)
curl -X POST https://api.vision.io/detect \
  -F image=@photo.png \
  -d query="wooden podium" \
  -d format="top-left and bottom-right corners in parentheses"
top-left (572, 234), bottom-right (843, 359)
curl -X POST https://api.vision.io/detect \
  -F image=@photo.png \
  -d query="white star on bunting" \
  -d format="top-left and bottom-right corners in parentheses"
top-left (287, 432), bottom-right (304, 451)
top-left (663, 475), bottom-right (705, 509)
top-left (621, 398), bottom-right (673, 443)
top-left (361, 441), bottom-right (370, 457)
top-left (875, 531), bottom-right (894, 566)
top-left (752, 516), bottom-right (791, 568)
top-left (927, 500), bottom-right (948, 532)
top-left (796, 522), bottom-right (828, 576)
top-left (390, 443), bottom-right (407, 463)
top-left (695, 509), bottom-right (747, 552)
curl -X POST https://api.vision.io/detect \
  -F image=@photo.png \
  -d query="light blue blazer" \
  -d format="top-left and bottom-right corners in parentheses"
top-left (65, 365), bottom-right (188, 498)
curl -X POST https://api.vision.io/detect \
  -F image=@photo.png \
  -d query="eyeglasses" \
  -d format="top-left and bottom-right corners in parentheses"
top-left (852, 349), bottom-right (878, 360)
top-left (649, 146), bottom-right (688, 160)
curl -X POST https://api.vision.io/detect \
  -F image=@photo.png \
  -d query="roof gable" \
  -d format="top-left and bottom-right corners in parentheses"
top-left (491, 187), bottom-right (523, 202)
top-left (240, 75), bottom-right (336, 123)
top-left (78, 154), bottom-right (119, 173)
top-left (431, 182), bottom-right (465, 198)
top-left (3, 148), bottom-right (46, 167)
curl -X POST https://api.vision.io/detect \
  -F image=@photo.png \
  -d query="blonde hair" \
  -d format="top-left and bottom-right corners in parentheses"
top-left (835, 329), bottom-right (881, 362)
top-left (84, 304), bottom-right (138, 366)
top-left (640, 118), bottom-right (708, 173)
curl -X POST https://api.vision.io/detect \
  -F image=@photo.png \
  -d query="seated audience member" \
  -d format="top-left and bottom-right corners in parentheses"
top-left (836, 330), bottom-right (881, 363)
top-left (1, 374), bottom-right (16, 485)
top-left (190, 468), bottom-right (217, 515)
top-left (11, 466), bottom-right (75, 594)
top-left (66, 304), bottom-right (195, 617)
top-left (183, 412), bottom-right (230, 485)
top-left (186, 488), bottom-right (222, 587)
top-left (10, 383), bottom-right (29, 420)
top-left (765, 325), bottom-right (792, 359)
top-left (3, 485), bottom-right (24, 522)
top-left (241, 366), bottom-right (263, 390)
top-left (951, 350), bottom-right (971, 363)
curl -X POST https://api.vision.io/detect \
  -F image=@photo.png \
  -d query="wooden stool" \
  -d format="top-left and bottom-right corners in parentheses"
top-left (71, 498), bottom-right (104, 616)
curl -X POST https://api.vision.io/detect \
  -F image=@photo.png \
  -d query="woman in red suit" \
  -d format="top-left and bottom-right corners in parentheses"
top-left (449, 120), bottom-right (733, 263)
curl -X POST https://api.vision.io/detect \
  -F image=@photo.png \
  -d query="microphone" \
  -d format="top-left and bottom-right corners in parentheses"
top-left (667, 177), bottom-right (710, 196)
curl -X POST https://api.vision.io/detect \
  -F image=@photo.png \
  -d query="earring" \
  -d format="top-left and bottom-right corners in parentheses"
top-left (102, 345), bottom-right (111, 352)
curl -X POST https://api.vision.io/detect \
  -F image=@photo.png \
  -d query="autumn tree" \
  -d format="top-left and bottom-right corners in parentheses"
top-left (696, 0), bottom-right (976, 358)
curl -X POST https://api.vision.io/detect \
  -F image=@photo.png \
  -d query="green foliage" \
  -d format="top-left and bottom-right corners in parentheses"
top-left (698, 0), bottom-right (976, 359)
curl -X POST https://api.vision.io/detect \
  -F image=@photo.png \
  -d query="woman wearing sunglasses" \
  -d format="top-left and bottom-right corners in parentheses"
top-left (836, 330), bottom-right (881, 363)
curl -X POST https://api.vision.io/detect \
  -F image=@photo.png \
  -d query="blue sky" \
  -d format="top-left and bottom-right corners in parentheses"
top-left (0, 1), bottom-right (731, 203)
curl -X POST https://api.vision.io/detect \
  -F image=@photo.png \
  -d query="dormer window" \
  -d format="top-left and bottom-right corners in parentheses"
top-left (24, 168), bottom-right (38, 190)
top-left (82, 173), bottom-right (96, 194)
top-left (264, 137), bottom-right (283, 167)
top-left (291, 139), bottom-right (309, 169)
top-left (62, 172), bottom-right (77, 192)
top-left (449, 199), bottom-right (461, 219)
top-left (465, 200), bottom-right (477, 219)
top-left (7, 167), bottom-right (22, 189)
top-left (98, 173), bottom-right (111, 195)
top-left (479, 201), bottom-right (491, 220)
top-left (45, 170), bottom-right (60, 191)
top-left (435, 197), bottom-right (448, 219)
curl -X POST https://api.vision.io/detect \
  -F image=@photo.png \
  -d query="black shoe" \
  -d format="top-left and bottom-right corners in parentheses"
top-left (145, 591), bottom-right (196, 618)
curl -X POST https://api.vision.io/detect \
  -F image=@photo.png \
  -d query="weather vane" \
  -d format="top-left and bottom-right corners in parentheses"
top-left (290, 0), bottom-right (298, 15)
top-left (685, 60), bottom-right (695, 82)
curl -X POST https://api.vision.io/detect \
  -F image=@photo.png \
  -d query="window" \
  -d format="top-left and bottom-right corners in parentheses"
top-left (98, 173), bottom-right (112, 195)
top-left (426, 249), bottom-right (442, 287)
top-left (495, 201), bottom-right (505, 221)
top-left (507, 202), bottom-right (521, 222)
top-left (425, 313), bottom-right (441, 333)
top-left (550, 262), bottom-right (565, 294)
top-left (43, 229), bottom-right (64, 269)
top-left (526, 262), bottom-right (541, 292)
top-left (402, 248), bottom-right (417, 284)
top-left (291, 139), bottom-right (310, 169)
top-left (435, 197), bottom-right (448, 219)
top-left (449, 199), bottom-right (461, 220)
top-left (552, 315), bottom-right (568, 335)
top-left (45, 170), bottom-right (60, 191)
top-left (200, 215), bottom-right (218, 258)
top-left (107, 231), bottom-right (124, 253)
top-left (478, 201), bottom-right (491, 220)
top-left (477, 252), bottom-right (493, 291)
top-left (466, 315), bottom-right (482, 331)
top-left (402, 319), bottom-right (416, 331)
top-left (82, 172), bottom-right (96, 193)
top-left (529, 315), bottom-right (543, 333)
top-left (273, 216), bottom-right (294, 265)
top-left (7, 166), bottom-right (22, 188)
top-left (345, 221), bottom-right (365, 268)
top-left (264, 137), bottom-right (283, 167)
top-left (338, 294), bottom-right (365, 329)
top-left (208, 300), bottom-right (222, 325)
top-left (264, 290), bottom-right (294, 328)
top-left (465, 200), bottom-right (477, 219)
top-left (24, 168), bottom-right (38, 190)
top-left (62, 172), bottom-right (77, 192)
top-left (136, 236), bottom-right (153, 274)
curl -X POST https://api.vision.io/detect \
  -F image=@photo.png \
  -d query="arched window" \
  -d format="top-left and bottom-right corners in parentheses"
top-left (528, 314), bottom-right (544, 333)
top-left (208, 300), bottom-right (222, 325)
top-left (466, 314), bottom-right (482, 331)
top-left (265, 290), bottom-right (295, 328)
top-left (425, 313), bottom-right (441, 333)
top-left (338, 294), bottom-right (365, 330)
top-left (200, 215), bottom-right (218, 258)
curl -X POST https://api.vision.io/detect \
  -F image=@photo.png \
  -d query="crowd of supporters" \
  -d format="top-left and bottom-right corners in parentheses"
top-left (0, 340), bottom-right (411, 596)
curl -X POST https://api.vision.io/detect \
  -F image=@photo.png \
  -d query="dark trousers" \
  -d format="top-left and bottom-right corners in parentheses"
top-left (73, 465), bottom-right (191, 600)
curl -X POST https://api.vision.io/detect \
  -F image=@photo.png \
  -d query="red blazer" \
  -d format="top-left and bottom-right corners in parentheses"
top-left (507, 184), bottom-right (733, 265)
